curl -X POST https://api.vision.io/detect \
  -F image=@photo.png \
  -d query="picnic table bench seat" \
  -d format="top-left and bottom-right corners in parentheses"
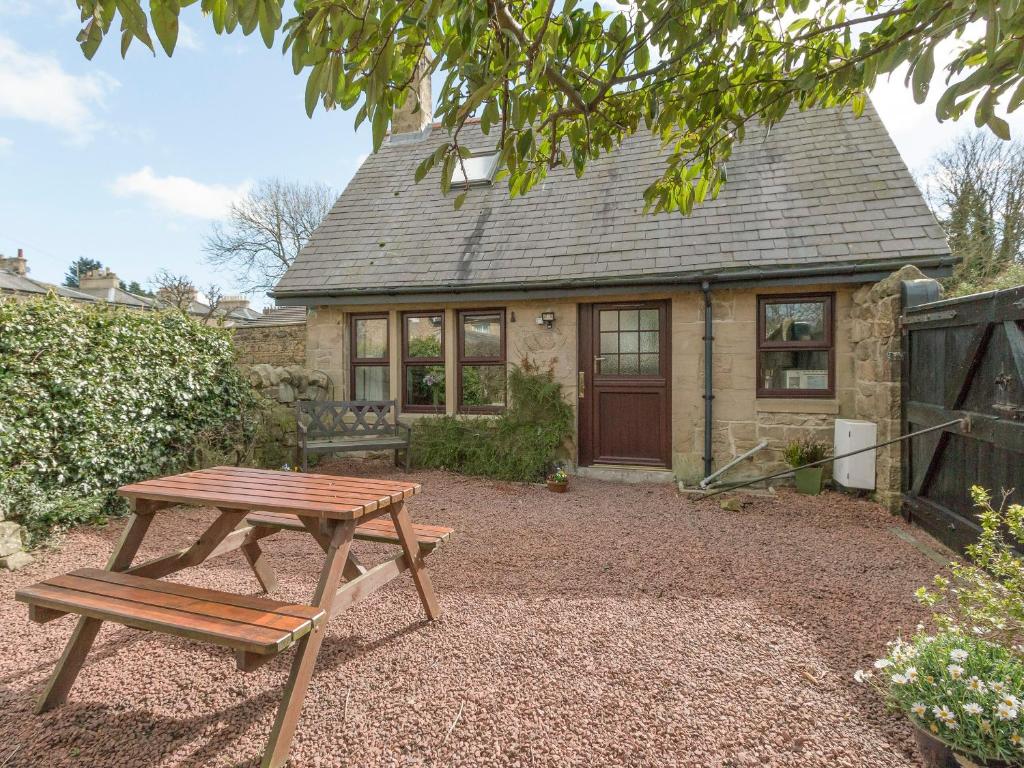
top-left (16, 568), bottom-right (323, 656)
top-left (245, 510), bottom-right (454, 552)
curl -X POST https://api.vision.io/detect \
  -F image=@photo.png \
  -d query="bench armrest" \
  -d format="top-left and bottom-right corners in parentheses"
top-left (395, 422), bottom-right (412, 440)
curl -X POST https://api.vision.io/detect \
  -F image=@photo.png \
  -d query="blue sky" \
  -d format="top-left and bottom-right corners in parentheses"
top-left (1, 3), bottom-right (1023, 308)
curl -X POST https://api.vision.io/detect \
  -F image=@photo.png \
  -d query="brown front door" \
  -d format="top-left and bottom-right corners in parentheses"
top-left (578, 301), bottom-right (671, 467)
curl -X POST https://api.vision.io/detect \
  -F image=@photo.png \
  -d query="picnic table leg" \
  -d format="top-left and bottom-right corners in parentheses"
top-left (390, 502), bottom-right (441, 620)
top-left (261, 518), bottom-right (356, 768)
top-left (242, 539), bottom-right (279, 593)
top-left (36, 508), bottom-right (155, 713)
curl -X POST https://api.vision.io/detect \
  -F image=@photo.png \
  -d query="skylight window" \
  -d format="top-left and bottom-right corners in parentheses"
top-left (452, 153), bottom-right (499, 187)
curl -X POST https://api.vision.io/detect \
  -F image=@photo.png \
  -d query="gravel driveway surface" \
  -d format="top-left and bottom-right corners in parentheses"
top-left (0, 459), bottom-right (948, 767)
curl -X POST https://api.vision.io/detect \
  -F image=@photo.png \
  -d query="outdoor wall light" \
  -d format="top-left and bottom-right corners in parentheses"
top-left (537, 311), bottom-right (556, 329)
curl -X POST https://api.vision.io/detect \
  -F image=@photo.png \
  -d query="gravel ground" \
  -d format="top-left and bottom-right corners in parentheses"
top-left (0, 459), bottom-right (950, 767)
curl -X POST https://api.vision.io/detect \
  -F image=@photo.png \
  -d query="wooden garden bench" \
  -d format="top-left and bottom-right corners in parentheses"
top-left (15, 466), bottom-right (449, 768)
top-left (296, 399), bottom-right (411, 472)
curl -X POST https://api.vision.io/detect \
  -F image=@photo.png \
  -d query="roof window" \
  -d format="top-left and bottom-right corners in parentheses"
top-left (452, 153), bottom-right (499, 187)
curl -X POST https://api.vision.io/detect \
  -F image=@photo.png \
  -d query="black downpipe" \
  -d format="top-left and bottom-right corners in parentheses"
top-left (702, 281), bottom-right (713, 479)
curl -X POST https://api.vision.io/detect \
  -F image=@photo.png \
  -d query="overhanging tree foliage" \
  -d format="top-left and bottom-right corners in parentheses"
top-left (74, 0), bottom-right (1024, 213)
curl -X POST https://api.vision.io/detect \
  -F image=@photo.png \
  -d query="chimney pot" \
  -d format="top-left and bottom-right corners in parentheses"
top-left (0, 249), bottom-right (27, 276)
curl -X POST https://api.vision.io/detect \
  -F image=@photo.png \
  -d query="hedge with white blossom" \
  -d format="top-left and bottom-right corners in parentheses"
top-left (0, 295), bottom-right (262, 504)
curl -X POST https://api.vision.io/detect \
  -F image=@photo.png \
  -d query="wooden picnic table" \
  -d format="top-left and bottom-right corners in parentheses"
top-left (16, 466), bottom-right (451, 768)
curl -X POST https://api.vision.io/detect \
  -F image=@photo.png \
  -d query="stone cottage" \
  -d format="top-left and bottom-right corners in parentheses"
top-left (271, 78), bottom-right (954, 504)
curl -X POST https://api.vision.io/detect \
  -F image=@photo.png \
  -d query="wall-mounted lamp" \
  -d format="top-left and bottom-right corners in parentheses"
top-left (537, 310), bottom-right (556, 329)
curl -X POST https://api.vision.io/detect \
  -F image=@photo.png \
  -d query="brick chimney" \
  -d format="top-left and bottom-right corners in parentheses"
top-left (219, 295), bottom-right (250, 314)
top-left (391, 55), bottom-right (433, 136)
top-left (0, 248), bottom-right (27, 276)
top-left (78, 267), bottom-right (120, 291)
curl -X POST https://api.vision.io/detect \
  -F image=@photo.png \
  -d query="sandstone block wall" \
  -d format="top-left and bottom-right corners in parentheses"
top-left (233, 323), bottom-right (306, 368)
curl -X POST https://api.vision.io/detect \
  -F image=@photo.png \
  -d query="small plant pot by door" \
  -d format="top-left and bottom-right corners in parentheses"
top-left (793, 466), bottom-right (824, 495)
top-left (547, 479), bottom-right (568, 493)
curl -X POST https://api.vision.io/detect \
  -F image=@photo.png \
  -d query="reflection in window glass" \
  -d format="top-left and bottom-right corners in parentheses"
top-left (461, 365), bottom-right (506, 408)
top-left (407, 365), bottom-right (446, 407)
top-left (462, 313), bottom-right (502, 358)
top-left (759, 351), bottom-right (829, 391)
top-left (355, 317), bottom-right (388, 359)
top-left (406, 314), bottom-right (443, 359)
top-left (764, 301), bottom-right (826, 342)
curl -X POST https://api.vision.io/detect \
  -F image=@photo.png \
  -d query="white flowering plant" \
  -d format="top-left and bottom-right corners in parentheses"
top-left (856, 631), bottom-right (1024, 764)
top-left (918, 487), bottom-right (1024, 651)
top-left (0, 295), bottom-right (275, 542)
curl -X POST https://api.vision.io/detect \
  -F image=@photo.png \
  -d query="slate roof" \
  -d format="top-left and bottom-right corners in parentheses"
top-left (273, 101), bottom-right (951, 300)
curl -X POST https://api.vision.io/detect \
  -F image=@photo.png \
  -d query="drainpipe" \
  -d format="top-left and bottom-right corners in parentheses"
top-left (702, 281), bottom-right (714, 479)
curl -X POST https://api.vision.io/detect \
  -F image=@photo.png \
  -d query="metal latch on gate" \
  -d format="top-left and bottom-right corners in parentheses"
top-left (993, 368), bottom-right (1023, 420)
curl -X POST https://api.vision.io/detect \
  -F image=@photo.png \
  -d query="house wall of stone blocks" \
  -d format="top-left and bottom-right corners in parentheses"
top-left (303, 267), bottom-right (912, 507)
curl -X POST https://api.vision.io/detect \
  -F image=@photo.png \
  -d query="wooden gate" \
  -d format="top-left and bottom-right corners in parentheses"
top-left (901, 285), bottom-right (1024, 553)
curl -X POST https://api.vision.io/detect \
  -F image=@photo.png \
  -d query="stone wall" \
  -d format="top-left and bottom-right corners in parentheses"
top-left (850, 264), bottom-right (926, 510)
top-left (232, 323), bottom-right (306, 367)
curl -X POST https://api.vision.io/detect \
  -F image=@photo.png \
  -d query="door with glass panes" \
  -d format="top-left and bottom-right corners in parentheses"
top-left (578, 301), bottom-right (671, 467)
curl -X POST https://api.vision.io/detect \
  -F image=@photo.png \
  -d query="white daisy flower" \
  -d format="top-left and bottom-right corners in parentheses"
top-left (947, 665), bottom-right (964, 680)
top-left (853, 670), bottom-right (872, 683)
top-left (1003, 695), bottom-right (1022, 710)
top-left (964, 703), bottom-right (983, 716)
top-left (874, 659), bottom-right (892, 669)
top-left (911, 702), bottom-right (927, 717)
top-left (967, 677), bottom-right (987, 693)
top-left (991, 681), bottom-right (1008, 694)
top-left (933, 705), bottom-right (957, 725)
top-left (950, 649), bottom-right (968, 662)
top-left (904, 666), bottom-right (919, 683)
top-left (996, 703), bottom-right (1019, 721)
top-left (892, 673), bottom-right (909, 685)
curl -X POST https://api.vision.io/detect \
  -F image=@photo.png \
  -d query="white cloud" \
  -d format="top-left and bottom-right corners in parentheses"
top-left (0, 34), bottom-right (117, 143)
top-left (112, 166), bottom-right (252, 219)
top-left (177, 20), bottom-right (202, 51)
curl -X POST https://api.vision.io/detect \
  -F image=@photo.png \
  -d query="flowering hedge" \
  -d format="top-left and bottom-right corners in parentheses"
top-left (0, 296), bottom-right (263, 521)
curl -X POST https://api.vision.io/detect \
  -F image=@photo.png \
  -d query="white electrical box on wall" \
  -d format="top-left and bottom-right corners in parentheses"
top-left (833, 419), bottom-right (877, 490)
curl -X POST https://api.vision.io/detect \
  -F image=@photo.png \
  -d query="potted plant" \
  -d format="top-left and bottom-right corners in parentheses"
top-left (783, 438), bottom-right (831, 495)
top-left (546, 467), bottom-right (568, 493)
top-left (855, 487), bottom-right (1024, 767)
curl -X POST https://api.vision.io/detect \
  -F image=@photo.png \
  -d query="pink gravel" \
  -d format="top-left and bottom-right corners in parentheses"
top-left (0, 459), bottom-right (947, 767)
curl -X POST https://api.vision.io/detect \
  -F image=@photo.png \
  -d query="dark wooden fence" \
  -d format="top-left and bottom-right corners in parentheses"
top-left (901, 284), bottom-right (1024, 553)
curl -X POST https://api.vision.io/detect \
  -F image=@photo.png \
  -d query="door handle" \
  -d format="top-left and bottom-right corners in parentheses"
top-left (578, 371), bottom-right (585, 399)
top-left (594, 356), bottom-right (606, 375)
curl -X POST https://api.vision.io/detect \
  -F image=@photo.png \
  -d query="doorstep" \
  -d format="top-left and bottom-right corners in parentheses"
top-left (575, 465), bottom-right (676, 484)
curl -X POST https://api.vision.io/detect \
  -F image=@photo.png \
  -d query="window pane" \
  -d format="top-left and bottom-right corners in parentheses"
top-left (354, 365), bottom-right (389, 400)
top-left (639, 353), bottom-right (659, 375)
top-left (619, 355), bottom-right (639, 375)
top-left (599, 355), bottom-right (618, 375)
top-left (639, 309), bottom-right (659, 330)
top-left (599, 310), bottom-right (618, 331)
top-left (406, 314), bottom-right (443, 359)
top-left (620, 332), bottom-right (639, 353)
top-left (639, 331), bottom-right (658, 353)
top-left (759, 351), bottom-right (829, 391)
top-left (461, 365), bottom-right (506, 408)
top-left (620, 310), bottom-right (639, 331)
top-left (764, 301), bottom-right (826, 342)
top-left (600, 332), bottom-right (618, 354)
top-left (406, 365), bottom-right (446, 407)
top-left (354, 317), bottom-right (388, 359)
top-left (462, 313), bottom-right (502, 358)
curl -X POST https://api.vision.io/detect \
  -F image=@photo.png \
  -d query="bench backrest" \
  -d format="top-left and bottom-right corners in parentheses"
top-left (297, 400), bottom-right (398, 439)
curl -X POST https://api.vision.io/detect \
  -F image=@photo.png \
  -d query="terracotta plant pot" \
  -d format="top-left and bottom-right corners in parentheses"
top-left (793, 466), bottom-right (824, 495)
top-left (912, 721), bottom-right (1011, 768)
top-left (546, 479), bottom-right (568, 493)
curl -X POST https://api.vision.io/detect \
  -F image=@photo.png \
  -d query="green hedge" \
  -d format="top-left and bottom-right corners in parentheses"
top-left (0, 295), bottom-right (269, 542)
top-left (410, 363), bottom-right (573, 482)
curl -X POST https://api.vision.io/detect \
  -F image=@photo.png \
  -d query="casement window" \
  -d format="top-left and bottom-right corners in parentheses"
top-left (350, 313), bottom-right (389, 401)
top-left (457, 309), bottom-right (506, 413)
top-left (402, 311), bottom-right (446, 412)
top-left (756, 294), bottom-right (835, 398)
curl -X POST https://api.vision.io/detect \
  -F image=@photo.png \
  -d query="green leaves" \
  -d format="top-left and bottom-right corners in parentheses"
top-left (71, 0), bottom-right (1024, 214)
